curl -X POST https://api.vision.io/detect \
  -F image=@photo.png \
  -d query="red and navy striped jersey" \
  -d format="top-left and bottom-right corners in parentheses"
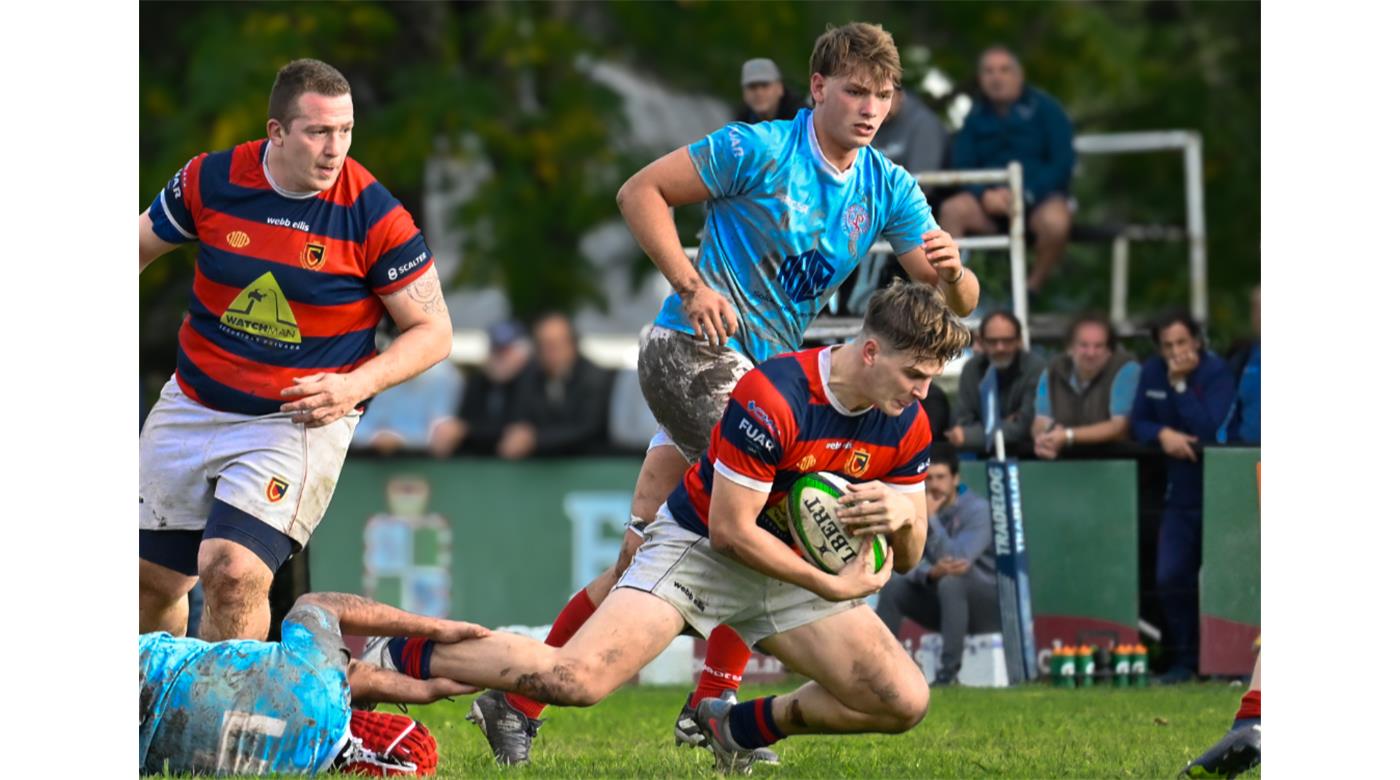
top-left (666, 346), bottom-right (932, 540)
top-left (147, 140), bottom-right (434, 416)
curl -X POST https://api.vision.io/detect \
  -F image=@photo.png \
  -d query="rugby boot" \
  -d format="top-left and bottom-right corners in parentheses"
top-left (694, 696), bottom-right (760, 775)
top-left (359, 636), bottom-right (394, 671)
top-left (352, 637), bottom-right (405, 713)
top-left (1182, 723), bottom-right (1261, 779)
top-left (468, 690), bottom-right (544, 766)
top-left (676, 690), bottom-right (780, 765)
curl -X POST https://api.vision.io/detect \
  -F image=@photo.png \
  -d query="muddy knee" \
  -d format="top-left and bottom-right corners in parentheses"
top-left (887, 682), bottom-right (930, 732)
top-left (198, 543), bottom-right (272, 616)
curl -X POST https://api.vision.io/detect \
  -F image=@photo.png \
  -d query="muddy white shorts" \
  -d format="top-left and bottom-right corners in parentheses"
top-left (138, 377), bottom-right (359, 548)
top-left (616, 504), bottom-right (863, 647)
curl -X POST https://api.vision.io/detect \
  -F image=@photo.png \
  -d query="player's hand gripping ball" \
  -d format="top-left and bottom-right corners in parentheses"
top-left (786, 472), bottom-right (889, 574)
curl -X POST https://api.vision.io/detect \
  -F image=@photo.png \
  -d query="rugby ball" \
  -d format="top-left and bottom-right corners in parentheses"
top-left (786, 472), bottom-right (888, 575)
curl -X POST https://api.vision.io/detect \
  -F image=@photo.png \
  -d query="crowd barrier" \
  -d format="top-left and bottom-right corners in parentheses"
top-left (309, 450), bottom-right (1259, 676)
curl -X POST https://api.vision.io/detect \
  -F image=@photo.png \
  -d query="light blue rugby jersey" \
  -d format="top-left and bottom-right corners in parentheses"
top-left (654, 108), bottom-right (937, 363)
top-left (139, 604), bottom-right (352, 775)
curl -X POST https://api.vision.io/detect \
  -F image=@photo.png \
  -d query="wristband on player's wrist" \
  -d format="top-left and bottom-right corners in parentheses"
top-left (1065, 427), bottom-right (1075, 447)
top-left (942, 267), bottom-right (965, 285)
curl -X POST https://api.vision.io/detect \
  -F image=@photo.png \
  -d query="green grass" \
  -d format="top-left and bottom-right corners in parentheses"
top-left (397, 681), bottom-right (1260, 778)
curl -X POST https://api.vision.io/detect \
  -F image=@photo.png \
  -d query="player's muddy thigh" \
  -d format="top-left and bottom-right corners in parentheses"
top-left (758, 605), bottom-right (929, 735)
top-left (429, 588), bottom-right (687, 707)
top-left (636, 326), bottom-right (752, 463)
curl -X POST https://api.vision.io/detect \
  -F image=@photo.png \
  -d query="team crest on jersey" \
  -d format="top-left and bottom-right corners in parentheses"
top-left (846, 448), bottom-right (871, 478)
top-left (220, 272), bottom-right (302, 347)
top-left (266, 476), bottom-right (290, 503)
top-left (797, 454), bottom-right (817, 472)
top-left (776, 249), bottom-right (835, 303)
top-left (300, 241), bottom-right (326, 271)
top-left (843, 202), bottom-right (871, 256)
top-left (226, 231), bottom-right (251, 249)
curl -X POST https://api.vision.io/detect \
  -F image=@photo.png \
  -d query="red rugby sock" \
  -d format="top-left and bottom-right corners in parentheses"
top-left (689, 624), bottom-right (751, 708)
top-left (505, 588), bottom-right (597, 719)
top-left (1235, 689), bottom-right (1261, 721)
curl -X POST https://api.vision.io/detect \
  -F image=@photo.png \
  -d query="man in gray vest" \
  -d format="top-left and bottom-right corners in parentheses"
top-left (875, 447), bottom-right (998, 686)
top-left (1031, 313), bottom-right (1140, 459)
top-left (947, 311), bottom-right (1045, 452)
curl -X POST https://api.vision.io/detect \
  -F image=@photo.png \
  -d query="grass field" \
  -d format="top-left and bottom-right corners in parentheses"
top-left (392, 681), bottom-right (1260, 778)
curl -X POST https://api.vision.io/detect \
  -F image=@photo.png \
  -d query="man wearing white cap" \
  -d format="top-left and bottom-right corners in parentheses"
top-left (737, 57), bottom-right (802, 124)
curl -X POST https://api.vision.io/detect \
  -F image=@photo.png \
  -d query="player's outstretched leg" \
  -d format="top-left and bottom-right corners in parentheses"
top-left (461, 443), bottom-right (687, 763)
top-left (1183, 653), bottom-right (1261, 778)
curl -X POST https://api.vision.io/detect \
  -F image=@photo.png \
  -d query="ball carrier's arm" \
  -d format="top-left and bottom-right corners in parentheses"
top-left (837, 481), bottom-right (927, 574)
top-left (617, 148), bottom-right (738, 349)
top-left (708, 474), bottom-right (893, 602)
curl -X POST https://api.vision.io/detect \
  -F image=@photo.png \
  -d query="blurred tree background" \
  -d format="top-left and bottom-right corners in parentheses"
top-left (140, 0), bottom-right (1259, 372)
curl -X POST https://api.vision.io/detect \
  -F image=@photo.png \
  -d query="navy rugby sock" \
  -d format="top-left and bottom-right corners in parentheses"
top-left (727, 696), bottom-right (784, 749)
top-left (387, 637), bottom-right (436, 680)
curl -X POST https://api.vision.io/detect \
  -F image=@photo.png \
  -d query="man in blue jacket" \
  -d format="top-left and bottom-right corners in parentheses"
top-left (1130, 311), bottom-right (1235, 682)
top-left (939, 46), bottom-right (1075, 299)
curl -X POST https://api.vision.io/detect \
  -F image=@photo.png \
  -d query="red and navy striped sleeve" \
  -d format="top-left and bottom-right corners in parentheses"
top-left (343, 160), bottom-right (433, 295)
top-left (148, 154), bottom-right (207, 244)
top-left (882, 406), bottom-right (933, 492)
top-left (710, 367), bottom-right (799, 493)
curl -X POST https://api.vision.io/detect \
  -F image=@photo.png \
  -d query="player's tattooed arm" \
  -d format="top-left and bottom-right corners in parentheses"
top-left (404, 265), bottom-right (447, 316)
top-left (294, 592), bottom-right (490, 643)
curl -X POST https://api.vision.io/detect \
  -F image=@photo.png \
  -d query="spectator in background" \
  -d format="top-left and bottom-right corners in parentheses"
top-left (1130, 311), bottom-right (1235, 683)
top-left (939, 46), bottom-right (1075, 299)
top-left (1031, 313), bottom-right (1139, 459)
top-left (1220, 286), bottom-right (1261, 445)
top-left (351, 358), bottom-right (464, 458)
top-left (873, 86), bottom-right (949, 176)
top-left (947, 311), bottom-right (1045, 452)
top-left (735, 58), bottom-right (803, 124)
top-left (875, 446), bottom-right (998, 686)
top-left (498, 313), bottom-right (612, 460)
top-left (439, 320), bottom-right (532, 456)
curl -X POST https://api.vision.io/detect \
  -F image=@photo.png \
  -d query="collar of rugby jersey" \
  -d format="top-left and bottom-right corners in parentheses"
top-left (804, 110), bottom-right (860, 183)
top-left (818, 346), bottom-right (872, 417)
top-left (261, 140), bottom-right (324, 200)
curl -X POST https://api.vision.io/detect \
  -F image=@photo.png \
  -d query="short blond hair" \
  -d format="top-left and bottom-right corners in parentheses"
top-left (862, 279), bottom-right (970, 365)
top-left (809, 22), bottom-right (902, 88)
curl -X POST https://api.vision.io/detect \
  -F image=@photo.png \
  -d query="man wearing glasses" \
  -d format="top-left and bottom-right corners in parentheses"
top-left (946, 311), bottom-right (1044, 453)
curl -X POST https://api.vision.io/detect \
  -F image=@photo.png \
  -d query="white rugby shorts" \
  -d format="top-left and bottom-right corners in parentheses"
top-left (138, 377), bottom-right (359, 547)
top-left (616, 503), bottom-right (863, 647)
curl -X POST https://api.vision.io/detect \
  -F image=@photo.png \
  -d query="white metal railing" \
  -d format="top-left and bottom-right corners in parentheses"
top-left (1074, 131), bottom-right (1207, 328)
